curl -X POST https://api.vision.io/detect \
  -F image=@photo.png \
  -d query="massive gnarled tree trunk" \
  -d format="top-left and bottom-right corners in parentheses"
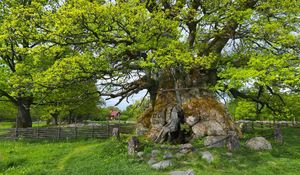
top-left (135, 0), bottom-right (258, 143)
top-left (16, 97), bottom-right (33, 128)
top-left (138, 70), bottom-right (240, 143)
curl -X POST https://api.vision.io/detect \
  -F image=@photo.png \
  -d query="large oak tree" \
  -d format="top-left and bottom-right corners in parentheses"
top-left (1, 0), bottom-right (299, 144)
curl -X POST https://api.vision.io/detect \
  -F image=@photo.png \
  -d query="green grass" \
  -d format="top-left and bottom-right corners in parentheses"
top-left (0, 127), bottom-right (299, 175)
top-left (0, 122), bottom-right (14, 129)
top-left (0, 122), bottom-right (48, 129)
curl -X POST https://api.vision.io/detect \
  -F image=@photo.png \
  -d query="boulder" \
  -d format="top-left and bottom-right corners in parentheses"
top-left (163, 153), bottom-right (173, 159)
top-left (204, 136), bottom-right (227, 147)
top-left (205, 120), bottom-right (226, 136)
top-left (192, 121), bottom-right (226, 138)
top-left (201, 151), bottom-right (214, 163)
top-left (178, 143), bottom-right (193, 154)
top-left (185, 116), bottom-right (199, 126)
top-left (245, 137), bottom-right (272, 150)
top-left (151, 150), bottom-right (161, 158)
top-left (151, 160), bottom-right (173, 170)
top-left (192, 122), bottom-right (206, 138)
top-left (179, 143), bottom-right (193, 150)
top-left (137, 152), bottom-right (144, 159)
top-left (148, 158), bottom-right (158, 165)
top-left (169, 170), bottom-right (195, 175)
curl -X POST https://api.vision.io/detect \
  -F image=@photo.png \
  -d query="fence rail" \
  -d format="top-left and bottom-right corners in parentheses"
top-left (235, 120), bottom-right (300, 128)
top-left (0, 124), bottom-right (135, 140)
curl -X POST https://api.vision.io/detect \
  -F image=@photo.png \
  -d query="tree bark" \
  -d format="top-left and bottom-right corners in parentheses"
top-left (16, 97), bottom-right (33, 128)
top-left (138, 70), bottom-right (240, 143)
top-left (51, 112), bottom-right (59, 125)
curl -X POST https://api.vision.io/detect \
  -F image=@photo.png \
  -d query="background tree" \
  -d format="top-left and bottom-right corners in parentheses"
top-left (0, 0), bottom-right (67, 127)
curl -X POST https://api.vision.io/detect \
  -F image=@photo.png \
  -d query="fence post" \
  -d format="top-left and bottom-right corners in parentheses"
top-left (92, 125), bottom-right (95, 138)
top-left (15, 127), bottom-right (19, 138)
top-left (107, 119), bottom-right (110, 138)
top-left (37, 127), bottom-right (39, 139)
top-left (75, 125), bottom-right (78, 139)
top-left (58, 127), bottom-right (61, 139)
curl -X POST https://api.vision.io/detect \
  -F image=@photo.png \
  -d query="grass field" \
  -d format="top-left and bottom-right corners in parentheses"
top-left (0, 122), bottom-right (47, 129)
top-left (0, 127), bottom-right (299, 175)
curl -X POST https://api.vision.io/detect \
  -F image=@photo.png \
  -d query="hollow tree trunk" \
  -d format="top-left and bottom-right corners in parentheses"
top-left (16, 97), bottom-right (33, 128)
top-left (138, 69), bottom-right (240, 143)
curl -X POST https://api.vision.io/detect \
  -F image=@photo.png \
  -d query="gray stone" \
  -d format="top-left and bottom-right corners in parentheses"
top-left (179, 149), bottom-right (191, 154)
top-left (163, 153), bottom-right (173, 159)
top-left (148, 158), bottom-right (158, 165)
top-left (204, 136), bottom-right (227, 147)
top-left (201, 151), bottom-right (214, 163)
top-left (192, 121), bottom-right (226, 138)
top-left (205, 120), bottom-right (226, 136)
top-left (245, 137), bottom-right (272, 150)
top-left (137, 151), bottom-right (144, 158)
top-left (185, 116), bottom-right (200, 126)
top-left (169, 170), bottom-right (195, 175)
top-left (151, 160), bottom-right (173, 170)
top-left (151, 150), bottom-right (161, 158)
top-left (192, 122), bottom-right (206, 138)
top-left (179, 143), bottom-right (193, 150)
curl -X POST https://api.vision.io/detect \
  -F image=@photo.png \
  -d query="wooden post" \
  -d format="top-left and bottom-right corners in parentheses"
top-left (227, 131), bottom-right (240, 152)
top-left (107, 119), bottom-right (110, 138)
top-left (58, 127), bottom-right (61, 139)
top-left (112, 127), bottom-right (120, 140)
top-left (15, 117), bottom-right (19, 138)
top-left (37, 127), bottom-right (39, 139)
top-left (128, 136), bottom-right (139, 156)
top-left (92, 125), bottom-right (95, 138)
top-left (75, 126), bottom-right (78, 139)
top-left (274, 124), bottom-right (283, 144)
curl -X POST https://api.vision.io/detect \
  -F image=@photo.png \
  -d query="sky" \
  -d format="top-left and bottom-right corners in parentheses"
top-left (104, 90), bottom-right (147, 110)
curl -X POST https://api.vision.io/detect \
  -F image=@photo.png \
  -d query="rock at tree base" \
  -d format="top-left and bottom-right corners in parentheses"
top-left (169, 170), bottom-right (195, 175)
top-left (151, 160), bottom-right (173, 169)
top-left (185, 116), bottom-right (199, 126)
top-left (246, 137), bottom-right (272, 150)
top-left (201, 151), bottom-right (214, 163)
top-left (128, 136), bottom-right (139, 156)
top-left (204, 136), bottom-right (227, 147)
top-left (139, 96), bottom-right (240, 143)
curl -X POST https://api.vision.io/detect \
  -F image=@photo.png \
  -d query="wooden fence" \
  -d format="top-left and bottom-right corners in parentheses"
top-left (0, 124), bottom-right (135, 140)
top-left (235, 120), bottom-right (300, 129)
